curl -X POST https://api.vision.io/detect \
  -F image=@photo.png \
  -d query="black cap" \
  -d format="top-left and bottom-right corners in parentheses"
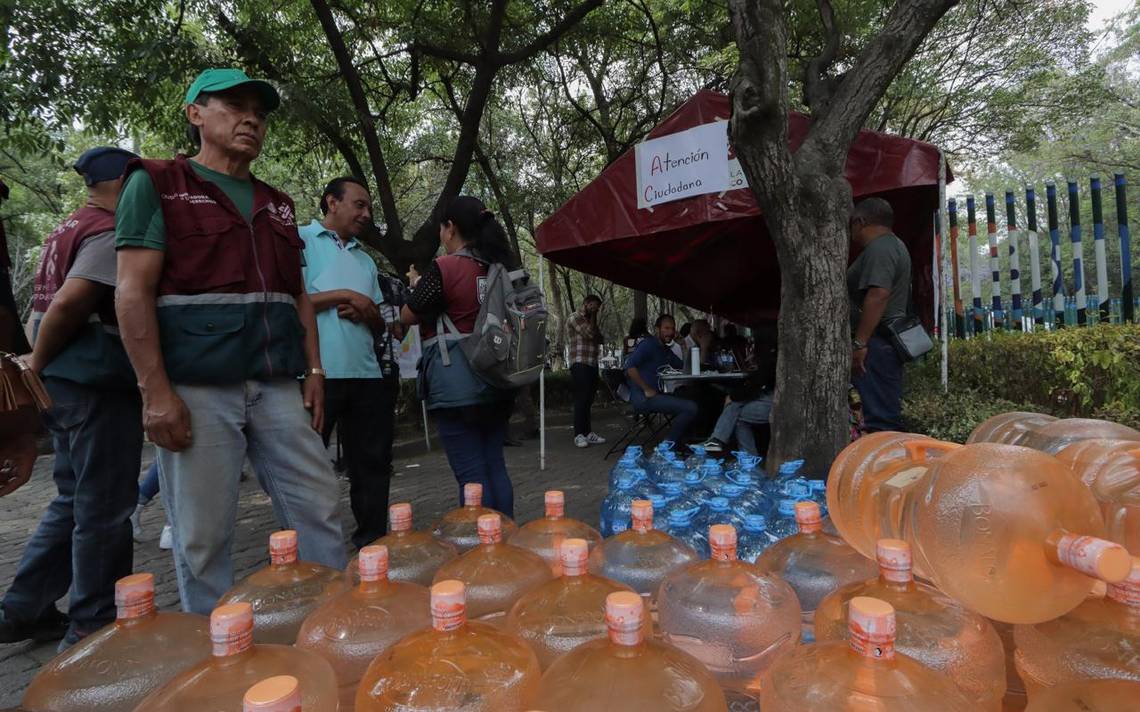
top-left (73, 147), bottom-right (139, 186)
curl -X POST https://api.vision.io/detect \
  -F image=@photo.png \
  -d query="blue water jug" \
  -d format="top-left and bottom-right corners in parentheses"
top-left (738, 514), bottom-right (778, 562)
top-left (599, 475), bottom-right (638, 536)
top-left (769, 499), bottom-right (800, 540)
top-left (665, 509), bottom-right (708, 558)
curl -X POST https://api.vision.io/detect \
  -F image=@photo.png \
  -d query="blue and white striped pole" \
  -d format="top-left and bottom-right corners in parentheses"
top-left (1118, 174), bottom-right (1134, 323)
top-left (1091, 176), bottom-right (1110, 322)
top-left (985, 193), bottom-right (1004, 327)
top-left (1026, 186), bottom-right (1044, 325)
top-left (1005, 191), bottom-right (1024, 329)
top-left (1046, 183), bottom-right (1066, 326)
top-left (967, 196), bottom-right (983, 331)
top-left (1067, 180), bottom-right (1087, 325)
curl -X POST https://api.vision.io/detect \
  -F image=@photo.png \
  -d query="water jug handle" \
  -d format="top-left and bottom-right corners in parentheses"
top-left (1127, 447), bottom-right (1140, 460)
top-left (902, 440), bottom-right (961, 462)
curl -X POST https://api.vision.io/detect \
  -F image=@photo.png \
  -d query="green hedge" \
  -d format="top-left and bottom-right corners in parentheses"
top-left (903, 324), bottom-right (1140, 442)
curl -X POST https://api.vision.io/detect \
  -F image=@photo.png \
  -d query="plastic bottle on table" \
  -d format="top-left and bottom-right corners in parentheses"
top-left (506, 538), bottom-right (643, 669)
top-left (510, 490), bottom-right (603, 575)
top-left (133, 602), bottom-right (338, 711)
top-left (736, 514), bottom-right (777, 563)
top-left (759, 596), bottom-right (974, 711)
top-left (216, 530), bottom-right (346, 645)
top-left (587, 500), bottom-right (699, 605)
top-left (243, 676), bottom-right (301, 712)
top-left (432, 483), bottom-right (519, 553)
top-left (1055, 439), bottom-right (1140, 552)
top-left (754, 501), bottom-right (877, 642)
top-left (432, 513), bottom-right (554, 625)
top-left (21, 573), bottom-right (211, 712)
top-left (295, 545), bottom-right (431, 710)
top-left (1014, 556), bottom-right (1140, 698)
top-left (657, 525), bottom-right (801, 697)
top-left (813, 539), bottom-right (1007, 711)
top-left (355, 580), bottom-right (541, 711)
top-left (346, 503), bottom-right (457, 587)
top-left (1023, 679), bottom-right (1140, 712)
top-left (532, 591), bottom-right (728, 712)
top-left (826, 436), bottom-right (1132, 623)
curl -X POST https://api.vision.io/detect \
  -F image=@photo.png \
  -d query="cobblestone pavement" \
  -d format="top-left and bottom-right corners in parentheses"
top-left (0, 406), bottom-right (628, 707)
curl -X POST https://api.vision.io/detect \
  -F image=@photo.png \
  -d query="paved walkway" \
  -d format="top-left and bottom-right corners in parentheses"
top-left (0, 406), bottom-right (628, 707)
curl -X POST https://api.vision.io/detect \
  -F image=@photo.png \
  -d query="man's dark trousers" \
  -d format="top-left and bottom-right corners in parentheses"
top-left (322, 377), bottom-right (395, 549)
top-left (852, 336), bottom-right (905, 432)
top-left (1, 378), bottom-right (142, 640)
top-left (570, 362), bottom-right (599, 437)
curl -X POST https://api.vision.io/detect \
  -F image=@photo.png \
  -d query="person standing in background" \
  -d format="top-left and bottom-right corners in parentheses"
top-left (567, 294), bottom-right (606, 448)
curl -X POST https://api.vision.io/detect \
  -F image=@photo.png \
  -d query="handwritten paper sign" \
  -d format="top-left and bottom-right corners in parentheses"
top-left (635, 121), bottom-right (730, 209)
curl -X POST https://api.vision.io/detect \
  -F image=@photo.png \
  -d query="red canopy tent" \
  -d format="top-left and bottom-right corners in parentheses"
top-left (535, 90), bottom-right (951, 326)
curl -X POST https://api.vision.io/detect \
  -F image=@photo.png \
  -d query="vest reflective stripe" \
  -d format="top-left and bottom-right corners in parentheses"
top-left (156, 292), bottom-right (295, 307)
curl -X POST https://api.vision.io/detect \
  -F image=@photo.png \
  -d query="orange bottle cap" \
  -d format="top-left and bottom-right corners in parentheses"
top-left (358, 545), bottom-right (389, 583)
top-left (605, 591), bottom-right (644, 646)
top-left (115, 573), bottom-right (156, 620)
top-left (708, 524), bottom-right (738, 561)
top-left (431, 580), bottom-right (467, 631)
top-left (876, 539), bottom-right (913, 583)
top-left (1054, 533), bottom-right (1131, 582)
top-left (1107, 557), bottom-right (1140, 607)
top-left (477, 513), bottom-right (502, 544)
top-left (211, 602), bottom-right (254, 657)
top-left (630, 500), bottom-right (653, 532)
top-left (389, 503), bottom-right (413, 532)
top-left (848, 596), bottom-right (895, 659)
top-left (243, 675), bottom-right (301, 711)
top-left (269, 530), bottom-right (298, 565)
top-left (794, 501), bottom-right (822, 533)
top-left (463, 483), bottom-right (483, 506)
top-left (545, 490), bottom-right (565, 517)
top-left (560, 538), bottom-right (588, 576)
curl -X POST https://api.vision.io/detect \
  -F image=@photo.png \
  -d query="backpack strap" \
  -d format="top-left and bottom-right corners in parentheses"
top-left (425, 314), bottom-right (467, 367)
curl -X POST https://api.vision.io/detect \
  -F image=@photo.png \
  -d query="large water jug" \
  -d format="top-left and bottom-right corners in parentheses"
top-left (647, 441), bottom-right (677, 477)
top-left (755, 501), bottom-right (876, 641)
top-left (664, 508), bottom-right (707, 556)
top-left (991, 618), bottom-right (1030, 712)
top-left (1014, 557), bottom-right (1140, 698)
top-left (656, 525), bottom-right (800, 696)
top-left (826, 437), bottom-right (1131, 623)
top-left (694, 496), bottom-right (742, 538)
top-left (969, 413), bottom-right (1140, 453)
top-left (532, 591), bottom-right (728, 712)
top-left (346, 503), bottom-right (457, 587)
top-left (600, 474), bottom-right (638, 536)
top-left (505, 538), bottom-right (642, 668)
top-left (813, 539), bottom-right (1007, 710)
top-left (587, 499), bottom-right (698, 604)
top-left (759, 596), bottom-right (974, 711)
top-left (216, 530), bottom-right (346, 644)
top-left (768, 499), bottom-right (799, 539)
top-left (968, 411), bottom-right (1060, 446)
top-left (1055, 439), bottom-right (1140, 551)
top-left (22, 574), bottom-right (211, 712)
top-left (608, 450), bottom-right (641, 489)
top-left (134, 602), bottom-right (338, 711)
top-left (432, 513), bottom-right (553, 625)
top-left (510, 490), bottom-right (602, 574)
top-left (355, 580), bottom-right (540, 711)
top-left (243, 676), bottom-right (301, 711)
top-left (1023, 679), bottom-right (1140, 711)
top-left (432, 482), bottom-right (519, 552)
top-left (295, 545), bottom-right (431, 710)
top-left (683, 444), bottom-right (710, 471)
top-left (736, 514), bottom-right (777, 562)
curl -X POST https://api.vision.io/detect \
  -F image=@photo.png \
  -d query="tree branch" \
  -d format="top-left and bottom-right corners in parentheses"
top-left (803, 0), bottom-right (840, 113)
top-left (498, 0), bottom-right (606, 65)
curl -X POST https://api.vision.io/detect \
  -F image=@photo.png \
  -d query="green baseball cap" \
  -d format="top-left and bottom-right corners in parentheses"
top-left (185, 68), bottom-right (280, 111)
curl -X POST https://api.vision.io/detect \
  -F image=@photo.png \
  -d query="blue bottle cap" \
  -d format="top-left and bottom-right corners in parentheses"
top-left (616, 475), bottom-right (635, 490)
top-left (709, 496), bottom-right (729, 511)
top-left (778, 499), bottom-right (797, 516)
top-left (778, 459), bottom-right (805, 476)
top-left (660, 482), bottom-right (683, 496)
top-left (720, 484), bottom-right (745, 498)
top-left (667, 510), bottom-right (693, 526)
top-left (684, 470), bottom-right (703, 484)
top-left (648, 493), bottom-right (668, 508)
top-left (785, 481), bottom-right (810, 498)
top-left (809, 480), bottom-right (827, 492)
top-left (743, 514), bottom-right (767, 531)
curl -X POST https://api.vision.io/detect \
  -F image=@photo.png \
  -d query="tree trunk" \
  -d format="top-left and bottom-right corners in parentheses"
top-left (633, 289), bottom-right (647, 322)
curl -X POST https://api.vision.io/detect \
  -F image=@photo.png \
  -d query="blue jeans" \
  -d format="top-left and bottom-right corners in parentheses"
top-left (629, 388), bottom-right (699, 444)
top-left (2, 378), bottom-right (142, 637)
top-left (157, 380), bottom-right (347, 615)
top-left (853, 336), bottom-right (905, 432)
top-left (711, 395), bottom-right (773, 455)
top-left (435, 409), bottom-right (514, 518)
top-left (138, 461), bottom-right (160, 503)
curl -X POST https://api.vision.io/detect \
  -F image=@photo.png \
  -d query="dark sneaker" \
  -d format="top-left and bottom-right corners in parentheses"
top-left (0, 607), bottom-right (70, 644)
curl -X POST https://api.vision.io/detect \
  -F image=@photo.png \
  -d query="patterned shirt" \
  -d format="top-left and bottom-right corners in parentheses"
top-left (566, 308), bottom-right (602, 366)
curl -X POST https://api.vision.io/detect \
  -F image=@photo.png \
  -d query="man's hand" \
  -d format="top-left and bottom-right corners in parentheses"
top-left (337, 303), bottom-right (363, 322)
top-left (144, 387), bottom-right (193, 452)
top-left (643, 387), bottom-right (659, 399)
top-left (852, 347), bottom-right (868, 377)
top-left (303, 373), bottom-right (324, 433)
top-left (388, 320), bottom-right (405, 341)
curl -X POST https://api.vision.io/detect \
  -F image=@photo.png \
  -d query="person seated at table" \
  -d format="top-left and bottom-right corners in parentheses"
top-left (681, 318), bottom-right (715, 373)
top-left (698, 333), bottom-right (777, 455)
top-left (625, 314), bottom-right (698, 445)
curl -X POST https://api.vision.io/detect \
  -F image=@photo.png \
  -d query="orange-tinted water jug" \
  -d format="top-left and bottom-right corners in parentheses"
top-left (826, 438), bottom-right (1131, 623)
top-left (1014, 557), bottom-right (1140, 698)
top-left (509, 490), bottom-right (602, 574)
top-left (532, 591), bottom-right (728, 712)
top-left (991, 618), bottom-right (1030, 711)
top-left (345, 503), bottom-right (457, 587)
top-left (1056, 439), bottom-right (1140, 552)
top-left (133, 602), bottom-right (339, 711)
top-left (969, 412), bottom-right (1140, 453)
top-left (587, 499), bottom-right (699, 604)
top-left (754, 501), bottom-right (876, 641)
top-left (432, 482), bottom-right (518, 552)
top-left (216, 530), bottom-right (345, 644)
top-left (355, 579), bottom-right (541, 711)
top-left (760, 596), bottom-right (974, 711)
top-left (968, 411), bottom-right (1060, 446)
top-left (432, 513), bottom-right (553, 625)
top-left (655, 524), bottom-right (799, 695)
top-left (814, 539), bottom-right (1006, 710)
top-left (243, 675), bottom-right (301, 711)
top-left (295, 545), bottom-right (431, 710)
top-left (21, 573), bottom-right (211, 712)
top-left (1023, 679), bottom-right (1140, 711)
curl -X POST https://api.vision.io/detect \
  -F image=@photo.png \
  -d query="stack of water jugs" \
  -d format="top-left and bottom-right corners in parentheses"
top-left (16, 414), bottom-right (1140, 712)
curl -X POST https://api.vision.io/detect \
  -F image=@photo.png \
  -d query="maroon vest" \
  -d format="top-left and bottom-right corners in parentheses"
top-left (422, 252), bottom-right (488, 339)
top-left (32, 205), bottom-right (117, 324)
top-left (125, 155), bottom-right (304, 297)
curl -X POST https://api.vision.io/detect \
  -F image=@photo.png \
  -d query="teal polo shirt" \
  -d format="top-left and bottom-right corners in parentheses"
top-left (299, 220), bottom-right (383, 379)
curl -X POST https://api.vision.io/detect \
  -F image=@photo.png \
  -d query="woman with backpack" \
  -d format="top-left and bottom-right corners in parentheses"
top-left (401, 196), bottom-right (520, 517)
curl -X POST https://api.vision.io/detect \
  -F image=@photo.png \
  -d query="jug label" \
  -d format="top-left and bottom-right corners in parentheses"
top-left (883, 466), bottom-right (926, 490)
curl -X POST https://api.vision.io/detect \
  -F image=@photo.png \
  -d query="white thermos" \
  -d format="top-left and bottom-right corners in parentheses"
top-left (690, 346), bottom-right (701, 375)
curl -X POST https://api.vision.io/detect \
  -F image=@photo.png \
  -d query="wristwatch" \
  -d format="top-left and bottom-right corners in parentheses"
top-left (306, 367), bottom-right (327, 378)
top-left (852, 339), bottom-right (867, 351)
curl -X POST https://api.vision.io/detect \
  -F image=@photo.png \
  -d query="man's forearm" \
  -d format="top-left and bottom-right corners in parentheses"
top-left (297, 292), bottom-right (322, 369)
top-left (116, 284), bottom-right (171, 395)
top-left (855, 291), bottom-right (890, 344)
top-left (309, 289), bottom-right (349, 312)
top-left (627, 367), bottom-right (652, 394)
top-left (30, 279), bottom-right (107, 371)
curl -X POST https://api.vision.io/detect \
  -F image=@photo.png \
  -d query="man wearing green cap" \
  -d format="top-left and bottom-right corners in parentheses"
top-left (115, 68), bottom-right (346, 615)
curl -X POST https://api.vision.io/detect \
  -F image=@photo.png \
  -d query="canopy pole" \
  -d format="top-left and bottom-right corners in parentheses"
top-left (538, 254), bottom-right (546, 471)
top-left (938, 151), bottom-right (948, 392)
top-left (421, 401), bottom-right (431, 451)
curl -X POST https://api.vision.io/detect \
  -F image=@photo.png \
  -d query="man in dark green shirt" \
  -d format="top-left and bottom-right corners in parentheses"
top-left (847, 197), bottom-right (911, 431)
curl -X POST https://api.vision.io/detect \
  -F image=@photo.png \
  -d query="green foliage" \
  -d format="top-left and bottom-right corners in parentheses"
top-left (903, 386), bottom-right (1033, 443)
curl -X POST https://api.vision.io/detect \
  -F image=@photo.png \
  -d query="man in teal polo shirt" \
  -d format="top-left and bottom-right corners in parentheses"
top-left (114, 69), bottom-right (346, 615)
top-left (300, 176), bottom-right (394, 549)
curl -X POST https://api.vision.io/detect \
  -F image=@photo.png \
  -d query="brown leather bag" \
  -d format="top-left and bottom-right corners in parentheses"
top-left (1, 352), bottom-right (49, 496)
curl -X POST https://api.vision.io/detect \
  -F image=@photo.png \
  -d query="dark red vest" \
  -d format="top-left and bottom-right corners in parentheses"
top-left (422, 253), bottom-right (488, 339)
top-left (32, 205), bottom-right (117, 324)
